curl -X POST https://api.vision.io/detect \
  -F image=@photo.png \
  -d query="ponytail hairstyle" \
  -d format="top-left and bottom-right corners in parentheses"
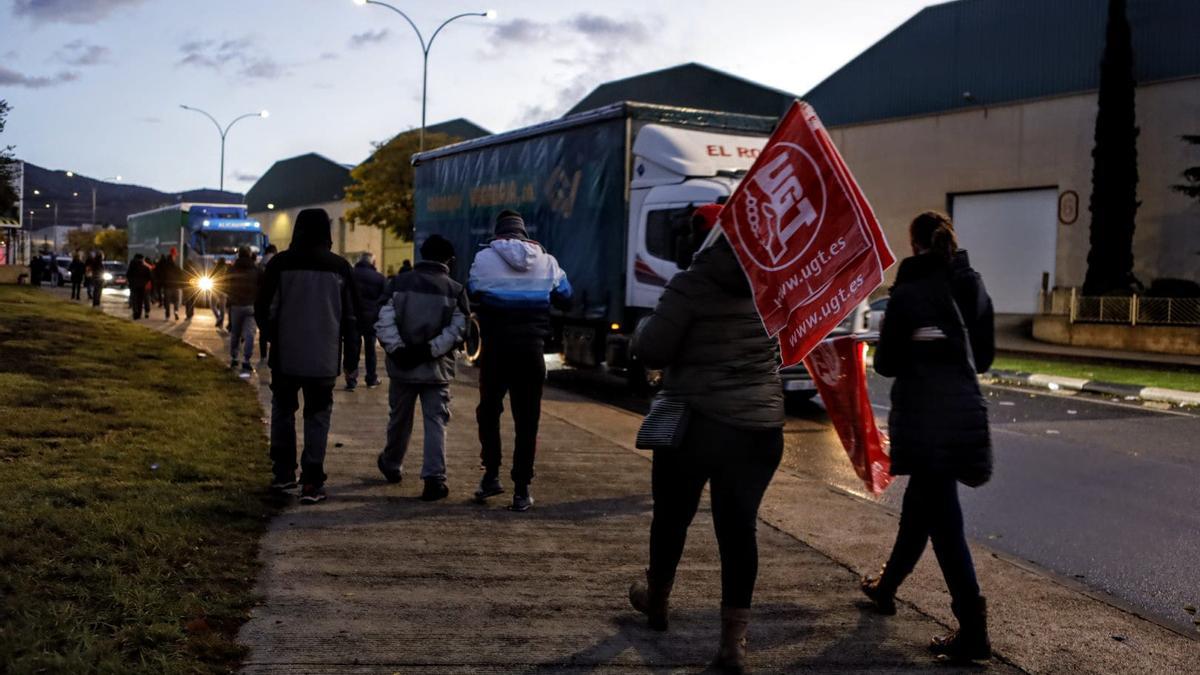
top-left (909, 210), bottom-right (958, 263)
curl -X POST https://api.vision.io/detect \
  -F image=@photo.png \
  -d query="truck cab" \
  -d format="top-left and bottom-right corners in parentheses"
top-left (595, 125), bottom-right (768, 374)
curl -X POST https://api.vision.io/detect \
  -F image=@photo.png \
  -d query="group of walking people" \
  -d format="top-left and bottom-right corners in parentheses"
top-left (41, 249), bottom-right (105, 306)
top-left (220, 202), bottom-right (994, 672)
top-left (253, 207), bottom-right (570, 512)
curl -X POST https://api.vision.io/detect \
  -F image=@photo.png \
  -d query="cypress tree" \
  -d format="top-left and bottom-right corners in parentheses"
top-left (1082, 0), bottom-right (1140, 295)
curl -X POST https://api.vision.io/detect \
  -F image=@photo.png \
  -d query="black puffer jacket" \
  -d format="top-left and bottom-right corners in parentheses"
top-left (126, 257), bottom-right (153, 290)
top-left (224, 256), bottom-right (260, 307)
top-left (352, 259), bottom-right (386, 328)
top-left (874, 250), bottom-right (995, 484)
top-left (633, 238), bottom-right (784, 429)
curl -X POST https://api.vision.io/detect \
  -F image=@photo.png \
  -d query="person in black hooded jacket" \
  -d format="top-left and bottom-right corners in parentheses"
top-left (861, 211), bottom-right (995, 664)
top-left (344, 251), bottom-right (386, 390)
top-left (628, 203), bottom-right (784, 674)
top-left (126, 254), bottom-right (153, 319)
top-left (255, 208), bottom-right (362, 504)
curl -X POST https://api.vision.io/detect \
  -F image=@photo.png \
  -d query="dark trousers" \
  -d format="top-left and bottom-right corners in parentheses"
top-left (648, 413), bottom-right (783, 609)
top-left (344, 328), bottom-right (377, 385)
top-left (881, 473), bottom-right (980, 604)
top-left (130, 288), bottom-right (147, 319)
top-left (269, 374), bottom-right (335, 486)
top-left (70, 278), bottom-right (82, 300)
top-left (90, 279), bottom-right (103, 307)
top-left (476, 345), bottom-right (545, 487)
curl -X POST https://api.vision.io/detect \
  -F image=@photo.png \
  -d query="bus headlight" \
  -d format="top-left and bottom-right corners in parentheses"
top-left (197, 275), bottom-right (214, 292)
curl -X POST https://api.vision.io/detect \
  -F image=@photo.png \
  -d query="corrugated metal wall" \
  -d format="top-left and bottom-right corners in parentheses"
top-left (805, 0), bottom-right (1200, 127)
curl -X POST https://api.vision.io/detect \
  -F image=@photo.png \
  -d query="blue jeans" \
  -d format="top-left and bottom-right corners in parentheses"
top-left (228, 305), bottom-right (256, 363)
top-left (882, 473), bottom-right (980, 604)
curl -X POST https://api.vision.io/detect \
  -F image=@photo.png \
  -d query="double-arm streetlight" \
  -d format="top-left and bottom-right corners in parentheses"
top-left (352, 0), bottom-right (495, 151)
top-left (179, 105), bottom-right (269, 191)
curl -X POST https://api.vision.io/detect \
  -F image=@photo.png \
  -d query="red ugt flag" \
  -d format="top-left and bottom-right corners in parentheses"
top-left (719, 101), bottom-right (895, 366)
top-left (803, 336), bottom-right (893, 495)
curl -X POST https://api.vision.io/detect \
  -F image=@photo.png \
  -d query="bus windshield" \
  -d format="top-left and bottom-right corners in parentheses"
top-left (202, 231), bottom-right (261, 256)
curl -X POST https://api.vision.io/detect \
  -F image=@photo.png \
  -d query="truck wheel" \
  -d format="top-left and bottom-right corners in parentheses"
top-left (463, 315), bottom-right (483, 366)
top-left (626, 360), bottom-right (660, 394)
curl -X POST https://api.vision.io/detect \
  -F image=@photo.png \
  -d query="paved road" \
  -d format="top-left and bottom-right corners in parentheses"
top-left (547, 364), bottom-right (1200, 636)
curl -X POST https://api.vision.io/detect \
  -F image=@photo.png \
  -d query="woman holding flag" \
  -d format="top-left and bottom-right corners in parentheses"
top-left (628, 203), bottom-right (785, 674)
top-left (862, 210), bottom-right (995, 664)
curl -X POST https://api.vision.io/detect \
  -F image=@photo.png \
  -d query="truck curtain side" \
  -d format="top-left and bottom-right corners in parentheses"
top-left (412, 101), bottom-right (778, 365)
top-left (414, 117), bottom-right (627, 327)
top-left (127, 208), bottom-right (185, 263)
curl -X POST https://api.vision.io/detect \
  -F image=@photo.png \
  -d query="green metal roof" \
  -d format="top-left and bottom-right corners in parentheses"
top-left (566, 63), bottom-right (797, 118)
top-left (245, 153), bottom-right (351, 213)
top-left (804, 0), bottom-right (1200, 127)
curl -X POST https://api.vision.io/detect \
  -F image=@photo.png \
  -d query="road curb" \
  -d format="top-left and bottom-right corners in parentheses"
top-left (986, 369), bottom-right (1200, 407)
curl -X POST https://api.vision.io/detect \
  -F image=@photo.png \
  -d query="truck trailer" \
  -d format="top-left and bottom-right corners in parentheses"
top-left (127, 203), bottom-right (268, 272)
top-left (412, 101), bottom-right (777, 379)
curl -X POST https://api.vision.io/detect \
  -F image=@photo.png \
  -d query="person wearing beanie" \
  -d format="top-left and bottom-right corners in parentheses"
top-left (254, 208), bottom-right (363, 505)
top-left (373, 234), bottom-right (469, 501)
top-left (467, 209), bottom-right (573, 512)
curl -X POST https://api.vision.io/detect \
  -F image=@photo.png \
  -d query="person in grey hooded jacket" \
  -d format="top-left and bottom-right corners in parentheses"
top-left (255, 208), bottom-right (361, 505)
top-left (374, 235), bottom-right (469, 501)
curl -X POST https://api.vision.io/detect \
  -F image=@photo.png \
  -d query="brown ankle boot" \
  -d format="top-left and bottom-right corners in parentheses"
top-left (713, 606), bottom-right (750, 674)
top-left (930, 596), bottom-right (992, 662)
top-left (628, 570), bottom-right (673, 631)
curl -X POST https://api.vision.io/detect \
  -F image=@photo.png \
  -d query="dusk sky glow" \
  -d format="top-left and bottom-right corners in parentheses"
top-left (1, 0), bottom-right (933, 193)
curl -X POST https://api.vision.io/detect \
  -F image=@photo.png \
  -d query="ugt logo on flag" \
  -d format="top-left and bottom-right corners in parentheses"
top-left (740, 145), bottom-right (826, 268)
top-left (720, 101), bottom-right (895, 366)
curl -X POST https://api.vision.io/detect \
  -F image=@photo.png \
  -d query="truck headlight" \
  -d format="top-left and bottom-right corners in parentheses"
top-left (102, 272), bottom-right (113, 281)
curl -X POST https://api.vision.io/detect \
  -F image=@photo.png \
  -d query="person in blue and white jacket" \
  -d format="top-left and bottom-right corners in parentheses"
top-left (468, 209), bottom-right (572, 512)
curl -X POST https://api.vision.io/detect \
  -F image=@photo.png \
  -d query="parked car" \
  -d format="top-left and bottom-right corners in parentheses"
top-left (102, 260), bottom-right (127, 290)
top-left (866, 297), bottom-right (888, 335)
top-left (779, 300), bottom-right (873, 401)
top-left (53, 256), bottom-right (71, 286)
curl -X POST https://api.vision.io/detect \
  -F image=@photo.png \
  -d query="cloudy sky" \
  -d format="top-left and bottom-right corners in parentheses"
top-left (1, 0), bottom-right (932, 193)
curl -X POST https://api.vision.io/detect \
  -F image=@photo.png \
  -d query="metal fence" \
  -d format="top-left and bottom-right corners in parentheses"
top-left (1039, 289), bottom-right (1200, 327)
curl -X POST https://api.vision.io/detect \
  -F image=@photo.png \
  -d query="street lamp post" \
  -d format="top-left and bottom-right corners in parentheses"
top-left (179, 106), bottom-right (269, 190)
top-left (91, 176), bottom-right (122, 226)
top-left (353, 0), bottom-right (495, 151)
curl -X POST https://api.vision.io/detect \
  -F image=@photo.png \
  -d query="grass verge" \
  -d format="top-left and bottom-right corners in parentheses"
top-left (0, 287), bottom-right (277, 674)
top-left (991, 355), bottom-right (1200, 393)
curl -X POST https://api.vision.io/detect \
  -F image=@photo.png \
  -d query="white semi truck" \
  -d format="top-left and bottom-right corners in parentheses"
top-left (412, 101), bottom-right (789, 385)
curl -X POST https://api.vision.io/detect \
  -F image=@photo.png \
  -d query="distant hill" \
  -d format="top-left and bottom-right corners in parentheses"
top-left (18, 161), bottom-right (243, 230)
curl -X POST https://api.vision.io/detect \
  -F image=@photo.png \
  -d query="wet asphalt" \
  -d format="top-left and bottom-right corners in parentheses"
top-left (546, 364), bottom-right (1200, 637)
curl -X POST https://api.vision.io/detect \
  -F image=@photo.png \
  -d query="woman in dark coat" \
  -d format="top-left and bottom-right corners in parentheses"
top-left (862, 211), bottom-right (995, 663)
top-left (628, 204), bottom-right (784, 674)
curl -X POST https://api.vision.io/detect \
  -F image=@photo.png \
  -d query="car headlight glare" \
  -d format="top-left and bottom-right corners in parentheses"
top-left (102, 272), bottom-right (113, 281)
top-left (197, 276), bottom-right (214, 292)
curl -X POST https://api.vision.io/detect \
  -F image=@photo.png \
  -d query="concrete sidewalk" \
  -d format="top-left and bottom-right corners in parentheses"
top-left (71, 289), bottom-right (1197, 673)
